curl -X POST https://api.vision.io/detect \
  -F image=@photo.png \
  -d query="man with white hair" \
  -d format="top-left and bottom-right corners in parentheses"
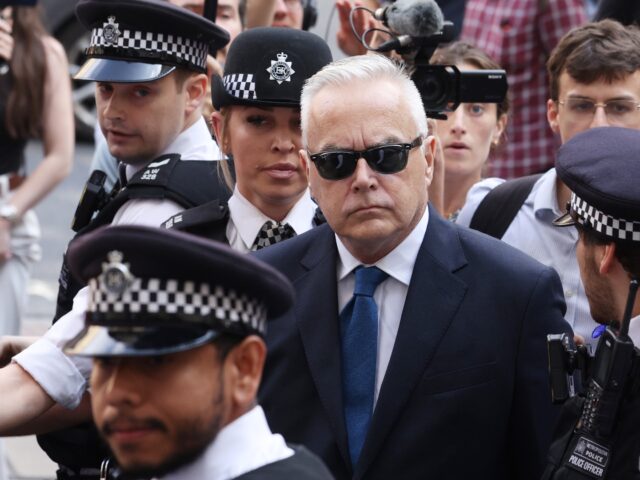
top-left (255, 54), bottom-right (572, 480)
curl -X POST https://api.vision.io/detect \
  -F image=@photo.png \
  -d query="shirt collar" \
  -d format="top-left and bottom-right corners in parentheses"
top-left (125, 117), bottom-right (221, 180)
top-left (159, 406), bottom-right (292, 480)
top-left (533, 168), bottom-right (563, 216)
top-left (336, 206), bottom-right (430, 286)
top-left (228, 188), bottom-right (316, 250)
top-left (628, 315), bottom-right (640, 345)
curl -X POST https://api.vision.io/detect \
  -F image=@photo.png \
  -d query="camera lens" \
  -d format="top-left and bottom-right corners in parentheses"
top-left (411, 66), bottom-right (455, 112)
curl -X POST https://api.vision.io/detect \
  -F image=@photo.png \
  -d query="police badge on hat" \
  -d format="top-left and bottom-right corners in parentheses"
top-left (267, 52), bottom-right (295, 85)
top-left (212, 27), bottom-right (332, 110)
top-left (100, 250), bottom-right (133, 298)
top-left (63, 225), bottom-right (295, 357)
top-left (74, 0), bottom-right (230, 82)
top-left (101, 16), bottom-right (121, 45)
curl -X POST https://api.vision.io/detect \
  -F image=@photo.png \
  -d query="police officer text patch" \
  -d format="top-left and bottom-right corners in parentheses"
top-left (565, 436), bottom-right (609, 479)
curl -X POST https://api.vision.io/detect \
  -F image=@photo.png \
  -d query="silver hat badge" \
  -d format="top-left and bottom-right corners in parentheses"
top-left (102, 16), bottom-right (121, 45)
top-left (267, 52), bottom-right (295, 84)
top-left (100, 250), bottom-right (134, 297)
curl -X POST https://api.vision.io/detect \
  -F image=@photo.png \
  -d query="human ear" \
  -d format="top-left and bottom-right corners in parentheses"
top-left (184, 73), bottom-right (208, 115)
top-left (424, 135), bottom-right (437, 181)
top-left (547, 98), bottom-right (560, 134)
top-left (493, 113), bottom-right (508, 145)
top-left (599, 243), bottom-right (617, 275)
top-left (226, 336), bottom-right (266, 411)
top-left (211, 111), bottom-right (230, 155)
top-left (300, 149), bottom-right (311, 185)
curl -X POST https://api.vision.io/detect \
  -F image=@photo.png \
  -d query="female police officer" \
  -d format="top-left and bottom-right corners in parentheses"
top-left (163, 26), bottom-right (332, 249)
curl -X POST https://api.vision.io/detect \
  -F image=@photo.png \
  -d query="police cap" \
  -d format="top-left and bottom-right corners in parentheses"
top-left (212, 27), bottom-right (332, 110)
top-left (74, 0), bottom-right (230, 83)
top-left (554, 126), bottom-right (640, 243)
top-left (63, 225), bottom-right (294, 357)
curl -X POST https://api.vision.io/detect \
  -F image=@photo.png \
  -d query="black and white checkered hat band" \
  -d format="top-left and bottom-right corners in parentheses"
top-left (89, 27), bottom-right (208, 71)
top-left (87, 276), bottom-right (267, 334)
top-left (571, 194), bottom-right (640, 242)
top-left (223, 73), bottom-right (257, 100)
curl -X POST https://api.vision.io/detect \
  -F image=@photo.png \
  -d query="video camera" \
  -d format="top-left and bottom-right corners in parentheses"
top-left (355, 0), bottom-right (508, 118)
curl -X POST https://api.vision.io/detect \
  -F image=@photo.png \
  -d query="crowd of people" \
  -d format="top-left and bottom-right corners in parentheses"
top-left (0, 0), bottom-right (639, 479)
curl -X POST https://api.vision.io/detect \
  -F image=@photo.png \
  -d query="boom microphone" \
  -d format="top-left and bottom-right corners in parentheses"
top-left (374, 0), bottom-right (444, 38)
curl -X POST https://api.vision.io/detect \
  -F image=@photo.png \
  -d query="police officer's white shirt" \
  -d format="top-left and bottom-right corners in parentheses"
top-left (226, 187), bottom-right (317, 253)
top-left (156, 406), bottom-right (293, 480)
top-left (336, 206), bottom-right (429, 404)
top-left (113, 116), bottom-right (221, 227)
top-left (14, 116), bottom-right (221, 408)
top-left (628, 315), bottom-right (640, 346)
top-left (456, 169), bottom-right (598, 350)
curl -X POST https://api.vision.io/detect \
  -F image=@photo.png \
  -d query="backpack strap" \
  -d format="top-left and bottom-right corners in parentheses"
top-left (469, 173), bottom-right (543, 239)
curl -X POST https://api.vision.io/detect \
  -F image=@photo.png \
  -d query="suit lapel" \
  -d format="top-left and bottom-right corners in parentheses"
top-left (295, 225), bottom-right (351, 468)
top-left (355, 208), bottom-right (469, 478)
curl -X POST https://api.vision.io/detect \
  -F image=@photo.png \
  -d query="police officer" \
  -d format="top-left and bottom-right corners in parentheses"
top-left (52, 0), bottom-right (231, 320)
top-left (164, 27), bottom-right (332, 248)
top-left (60, 224), bottom-right (334, 479)
top-left (0, 0), bottom-right (231, 477)
top-left (544, 126), bottom-right (640, 479)
top-left (0, 6), bottom-right (332, 468)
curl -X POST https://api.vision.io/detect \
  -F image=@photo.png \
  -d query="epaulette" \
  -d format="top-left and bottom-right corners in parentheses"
top-left (162, 199), bottom-right (230, 244)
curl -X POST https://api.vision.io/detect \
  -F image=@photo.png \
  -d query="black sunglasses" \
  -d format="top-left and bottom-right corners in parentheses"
top-left (308, 136), bottom-right (423, 180)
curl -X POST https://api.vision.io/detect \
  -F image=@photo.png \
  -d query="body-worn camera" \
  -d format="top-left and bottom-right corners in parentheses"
top-left (71, 170), bottom-right (110, 232)
top-left (547, 332), bottom-right (590, 403)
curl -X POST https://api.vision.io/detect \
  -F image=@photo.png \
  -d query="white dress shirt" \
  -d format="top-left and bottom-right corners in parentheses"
top-left (157, 406), bottom-right (293, 480)
top-left (14, 117), bottom-right (220, 408)
top-left (456, 169), bottom-right (598, 350)
top-left (336, 206), bottom-right (429, 403)
top-left (114, 116), bottom-right (221, 226)
top-left (226, 188), bottom-right (317, 253)
top-left (628, 315), bottom-right (640, 346)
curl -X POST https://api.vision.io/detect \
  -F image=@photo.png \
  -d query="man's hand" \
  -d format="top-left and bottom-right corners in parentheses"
top-left (0, 336), bottom-right (39, 368)
top-left (336, 0), bottom-right (372, 56)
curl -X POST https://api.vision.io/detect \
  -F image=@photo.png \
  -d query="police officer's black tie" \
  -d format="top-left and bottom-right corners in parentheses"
top-left (252, 221), bottom-right (296, 250)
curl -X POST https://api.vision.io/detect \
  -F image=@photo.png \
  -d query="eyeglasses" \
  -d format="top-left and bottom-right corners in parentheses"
top-left (308, 137), bottom-right (423, 180)
top-left (558, 98), bottom-right (640, 126)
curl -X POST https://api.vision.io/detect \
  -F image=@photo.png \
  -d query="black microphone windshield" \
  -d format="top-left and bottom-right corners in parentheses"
top-left (379, 0), bottom-right (444, 38)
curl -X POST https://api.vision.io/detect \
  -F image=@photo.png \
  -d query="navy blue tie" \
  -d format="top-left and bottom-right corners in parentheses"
top-left (340, 266), bottom-right (389, 467)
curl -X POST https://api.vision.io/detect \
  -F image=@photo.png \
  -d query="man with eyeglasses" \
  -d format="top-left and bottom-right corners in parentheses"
top-left (253, 54), bottom-right (571, 480)
top-left (457, 19), bottom-right (640, 352)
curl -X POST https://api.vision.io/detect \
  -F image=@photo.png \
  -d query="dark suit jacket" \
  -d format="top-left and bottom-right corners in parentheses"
top-left (255, 206), bottom-right (571, 480)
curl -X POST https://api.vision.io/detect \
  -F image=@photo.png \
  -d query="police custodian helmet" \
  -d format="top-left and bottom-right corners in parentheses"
top-left (212, 27), bottom-right (333, 110)
top-left (63, 225), bottom-right (294, 357)
top-left (73, 0), bottom-right (230, 83)
top-left (554, 126), bottom-right (640, 244)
